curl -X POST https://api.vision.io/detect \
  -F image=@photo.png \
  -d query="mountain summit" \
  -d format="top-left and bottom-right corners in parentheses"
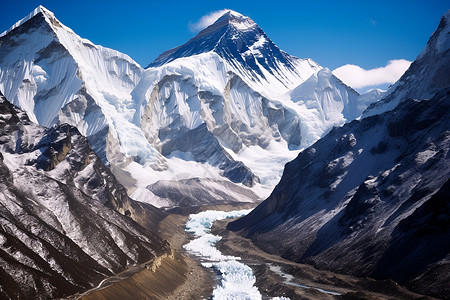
top-left (150, 10), bottom-right (258, 67)
top-left (0, 5), bottom-right (52, 37)
top-left (148, 10), bottom-right (318, 93)
top-left (150, 10), bottom-right (284, 67)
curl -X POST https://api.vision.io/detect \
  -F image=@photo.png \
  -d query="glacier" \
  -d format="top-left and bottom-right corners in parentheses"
top-left (184, 209), bottom-right (290, 300)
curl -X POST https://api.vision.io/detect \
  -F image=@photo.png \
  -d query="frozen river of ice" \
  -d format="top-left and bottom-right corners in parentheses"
top-left (183, 209), bottom-right (289, 300)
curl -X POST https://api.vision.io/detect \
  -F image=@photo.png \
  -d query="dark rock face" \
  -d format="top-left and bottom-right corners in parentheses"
top-left (374, 178), bottom-right (450, 296)
top-left (35, 124), bottom-right (74, 170)
top-left (148, 11), bottom-right (299, 82)
top-left (229, 90), bottom-right (450, 298)
top-left (0, 94), bottom-right (169, 299)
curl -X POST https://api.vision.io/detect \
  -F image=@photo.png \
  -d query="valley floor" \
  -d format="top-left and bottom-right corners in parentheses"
top-left (69, 203), bottom-right (254, 300)
top-left (213, 219), bottom-right (436, 300)
top-left (71, 203), bottom-right (438, 300)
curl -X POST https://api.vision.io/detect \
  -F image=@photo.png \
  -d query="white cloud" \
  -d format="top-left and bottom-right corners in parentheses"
top-left (189, 9), bottom-right (231, 32)
top-left (332, 59), bottom-right (411, 91)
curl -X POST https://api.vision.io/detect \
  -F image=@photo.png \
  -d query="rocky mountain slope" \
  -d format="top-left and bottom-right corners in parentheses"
top-left (0, 93), bottom-right (170, 299)
top-left (229, 11), bottom-right (450, 299)
top-left (0, 6), bottom-right (383, 207)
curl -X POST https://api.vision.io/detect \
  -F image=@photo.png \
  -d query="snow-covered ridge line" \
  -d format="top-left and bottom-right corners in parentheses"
top-left (0, 5), bottom-right (141, 67)
top-left (217, 10), bottom-right (257, 31)
top-left (0, 5), bottom-right (51, 37)
top-left (362, 9), bottom-right (450, 118)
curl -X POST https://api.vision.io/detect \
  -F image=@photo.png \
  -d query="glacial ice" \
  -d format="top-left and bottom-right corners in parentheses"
top-left (184, 210), bottom-right (290, 300)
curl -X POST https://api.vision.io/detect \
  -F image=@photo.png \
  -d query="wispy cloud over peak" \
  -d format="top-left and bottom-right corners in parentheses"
top-left (189, 9), bottom-right (231, 32)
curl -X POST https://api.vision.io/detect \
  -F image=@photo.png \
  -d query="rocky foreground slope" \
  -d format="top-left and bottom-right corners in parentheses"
top-left (229, 11), bottom-right (450, 299)
top-left (0, 93), bottom-right (170, 299)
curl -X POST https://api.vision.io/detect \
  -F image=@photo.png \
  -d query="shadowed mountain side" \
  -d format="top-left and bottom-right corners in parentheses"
top-left (0, 93), bottom-right (170, 299)
top-left (229, 12), bottom-right (450, 298)
top-left (229, 89), bottom-right (450, 299)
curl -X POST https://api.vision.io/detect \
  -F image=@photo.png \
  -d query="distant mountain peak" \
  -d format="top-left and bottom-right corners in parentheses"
top-left (221, 9), bottom-right (244, 17)
top-left (213, 9), bottom-right (244, 20)
top-left (147, 9), bottom-right (309, 86)
top-left (36, 4), bottom-right (52, 15)
top-left (146, 9), bottom-right (323, 99)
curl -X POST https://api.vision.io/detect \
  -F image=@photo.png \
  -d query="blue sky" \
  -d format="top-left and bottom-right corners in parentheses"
top-left (1, 1), bottom-right (448, 92)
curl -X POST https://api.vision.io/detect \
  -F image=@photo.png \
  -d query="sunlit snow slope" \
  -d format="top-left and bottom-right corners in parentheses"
top-left (0, 6), bottom-right (165, 175)
top-left (0, 6), bottom-right (383, 206)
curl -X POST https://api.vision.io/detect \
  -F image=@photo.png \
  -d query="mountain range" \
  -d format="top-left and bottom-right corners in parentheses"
top-left (0, 5), bottom-right (449, 300)
top-left (0, 6), bottom-right (383, 208)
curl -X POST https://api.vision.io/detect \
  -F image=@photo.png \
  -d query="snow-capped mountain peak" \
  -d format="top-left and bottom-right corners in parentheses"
top-left (148, 10), bottom-right (262, 68)
top-left (220, 9), bottom-right (244, 18)
top-left (213, 9), bottom-right (257, 30)
top-left (0, 6), bottom-right (164, 174)
top-left (0, 5), bottom-right (53, 37)
top-left (422, 10), bottom-right (450, 56)
top-left (149, 9), bottom-right (322, 101)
